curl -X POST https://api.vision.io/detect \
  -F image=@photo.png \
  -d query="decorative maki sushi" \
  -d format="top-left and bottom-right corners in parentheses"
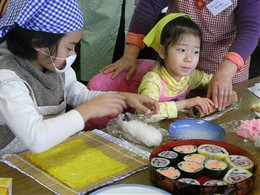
top-left (173, 145), bottom-right (197, 159)
top-left (226, 155), bottom-right (254, 172)
top-left (150, 157), bottom-right (170, 168)
top-left (204, 159), bottom-right (228, 178)
top-left (177, 161), bottom-right (204, 178)
top-left (203, 180), bottom-right (227, 186)
top-left (157, 150), bottom-right (178, 165)
top-left (184, 153), bottom-right (207, 165)
top-left (156, 167), bottom-right (181, 179)
top-left (178, 178), bottom-right (200, 185)
top-left (223, 168), bottom-right (253, 184)
top-left (198, 144), bottom-right (229, 160)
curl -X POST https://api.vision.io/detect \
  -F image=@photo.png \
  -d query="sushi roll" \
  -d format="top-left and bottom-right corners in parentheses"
top-left (198, 144), bottom-right (229, 160)
top-left (204, 159), bottom-right (228, 178)
top-left (226, 155), bottom-right (254, 172)
top-left (157, 150), bottom-right (178, 165)
top-left (178, 178), bottom-right (200, 185)
top-left (173, 145), bottom-right (197, 159)
top-left (177, 161), bottom-right (204, 178)
top-left (156, 167), bottom-right (181, 179)
top-left (150, 157), bottom-right (170, 168)
top-left (203, 180), bottom-right (227, 186)
top-left (184, 153), bottom-right (207, 165)
top-left (223, 167), bottom-right (253, 184)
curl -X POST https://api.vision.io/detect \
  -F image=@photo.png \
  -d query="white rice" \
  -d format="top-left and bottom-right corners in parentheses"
top-left (121, 120), bottom-right (162, 147)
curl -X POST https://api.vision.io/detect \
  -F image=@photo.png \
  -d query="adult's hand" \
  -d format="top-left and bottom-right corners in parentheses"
top-left (100, 44), bottom-right (141, 80)
top-left (207, 59), bottom-right (237, 111)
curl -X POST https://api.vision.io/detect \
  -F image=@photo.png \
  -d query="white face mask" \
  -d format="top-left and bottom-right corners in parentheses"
top-left (51, 54), bottom-right (77, 73)
top-left (39, 49), bottom-right (76, 73)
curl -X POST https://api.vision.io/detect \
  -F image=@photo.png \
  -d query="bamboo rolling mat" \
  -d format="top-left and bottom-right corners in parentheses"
top-left (2, 130), bottom-right (149, 195)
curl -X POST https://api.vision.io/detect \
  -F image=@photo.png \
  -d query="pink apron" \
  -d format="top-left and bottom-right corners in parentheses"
top-left (159, 79), bottom-right (190, 102)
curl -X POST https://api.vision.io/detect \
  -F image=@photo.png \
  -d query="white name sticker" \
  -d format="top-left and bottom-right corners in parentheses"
top-left (206, 0), bottom-right (232, 16)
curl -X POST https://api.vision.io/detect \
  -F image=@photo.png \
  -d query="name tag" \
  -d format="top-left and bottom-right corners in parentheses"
top-left (206, 0), bottom-right (232, 16)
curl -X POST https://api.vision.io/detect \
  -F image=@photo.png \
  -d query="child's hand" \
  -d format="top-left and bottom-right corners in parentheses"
top-left (119, 92), bottom-right (159, 115)
top-left (184, 96), bottom-right (214, 115)
top-left (75, 93), bottom-right (128, 121)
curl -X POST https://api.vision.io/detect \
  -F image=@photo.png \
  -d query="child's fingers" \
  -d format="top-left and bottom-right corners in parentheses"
top-left (200, 98), bottom-right (214, 114)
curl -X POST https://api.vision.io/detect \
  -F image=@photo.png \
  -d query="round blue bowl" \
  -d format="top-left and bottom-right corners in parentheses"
top-left (168, 119), bottom-right (226, 140)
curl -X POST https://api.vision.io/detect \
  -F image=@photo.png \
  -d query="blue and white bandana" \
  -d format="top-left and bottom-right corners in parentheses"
top-left (0, 0), bottom-right (84, 37)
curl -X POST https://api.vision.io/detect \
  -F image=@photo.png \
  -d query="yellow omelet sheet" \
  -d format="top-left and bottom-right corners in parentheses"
top-left (27, 139), bottom-right (128, 189)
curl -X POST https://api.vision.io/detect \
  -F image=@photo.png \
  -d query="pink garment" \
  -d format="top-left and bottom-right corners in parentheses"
top-left (85, 59), bottom-right (157, 130)
top-left (159, 78), bottom-right (190, 102)
top-left (236, 119), bottom-right (260, 141)
top-left (87, 59), bottom-right (157, 93)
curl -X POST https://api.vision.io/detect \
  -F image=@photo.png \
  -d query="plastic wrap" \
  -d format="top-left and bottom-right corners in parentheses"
top-left (189, 90), bottom-right (238, 118)
top-left (220, 113), bottom-right (260, 147)
top-left (178, 96), bottom-right (241, 122)
top-left (106, 113), bottom-right (171, 152)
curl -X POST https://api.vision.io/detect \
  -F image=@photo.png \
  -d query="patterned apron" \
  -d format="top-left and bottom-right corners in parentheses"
top-left (167, 0), bottom-right (249, 84)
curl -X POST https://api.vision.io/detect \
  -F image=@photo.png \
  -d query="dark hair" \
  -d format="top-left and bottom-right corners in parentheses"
top-left (159, 16), bottom-right (203, 66)
top-left (5, 26), bottom-right (64, 60)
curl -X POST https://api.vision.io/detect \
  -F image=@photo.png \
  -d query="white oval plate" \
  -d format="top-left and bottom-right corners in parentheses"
top-left (90, 184), bottom-right (170, 194)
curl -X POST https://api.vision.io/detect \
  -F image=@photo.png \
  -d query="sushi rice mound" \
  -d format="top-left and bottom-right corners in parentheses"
top-left (121, 120), bottom-right (163, 147)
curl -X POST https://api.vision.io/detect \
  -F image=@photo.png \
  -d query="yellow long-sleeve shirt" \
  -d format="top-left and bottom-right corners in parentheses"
top-left (138, 65), bottom-right (212, 119)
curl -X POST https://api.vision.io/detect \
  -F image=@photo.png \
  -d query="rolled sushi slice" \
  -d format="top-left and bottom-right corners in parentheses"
top-left (157, 150), bottom-right (178, 165)
top-left (226, 155), bottom-right (254, 172)
top-left (177, 161), bottom-right (204, 178)
top-left (203, 180), bottom-right (227, 186)
top-left (223, 167), bottom-right (253, 184)
top-left (173, 145), bottom-right (197, 159)
top-left (150, 157), bottom-right (170, 168)
top-left (204, 159), bottom-right (228, 178)
top-left (156, 167), bottom-right (181, 179)
top-left (184, 153), bottom-right (207, 165)
top-left (198, 144), bottom-right (229, 160)
top-left (178, 178), bottom-right (200, 185)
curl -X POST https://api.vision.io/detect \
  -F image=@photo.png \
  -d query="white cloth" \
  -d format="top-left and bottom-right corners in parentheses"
top-left (0, 67), bottom-right (106, 154)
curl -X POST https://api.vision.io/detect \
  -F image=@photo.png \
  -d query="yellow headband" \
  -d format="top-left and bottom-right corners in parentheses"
top-left (143, 13), bottom-right (191, 53)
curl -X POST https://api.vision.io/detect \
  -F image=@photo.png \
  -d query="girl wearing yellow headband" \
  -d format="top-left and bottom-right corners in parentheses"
top-left (137, 14), bottom-right (214, 119)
